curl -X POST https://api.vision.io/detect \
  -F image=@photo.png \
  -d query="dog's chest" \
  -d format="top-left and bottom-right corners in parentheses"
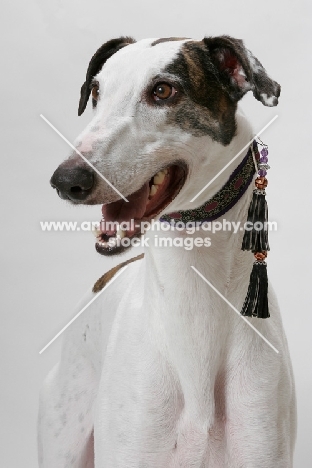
top-left (89, 259), bottom-right (229, 458)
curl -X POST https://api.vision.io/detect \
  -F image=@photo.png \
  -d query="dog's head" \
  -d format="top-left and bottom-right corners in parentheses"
top-left (50, 36), bottom-right (280, 255)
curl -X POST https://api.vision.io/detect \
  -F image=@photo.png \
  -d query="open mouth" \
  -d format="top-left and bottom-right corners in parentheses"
top-left (94, 164), bottom-right (186, 255)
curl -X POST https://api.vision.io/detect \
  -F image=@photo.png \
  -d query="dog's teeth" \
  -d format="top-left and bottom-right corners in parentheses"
top-left (149, 185), bottom-right (158, 197)
top-left (93, 228), bottom-right (102, 238)
top-left (116, 228), bottom-right (126, 239)
top-left (108, 237), bottom-right (118, 247)
top-left (153, 171), bottom-right (166, 185)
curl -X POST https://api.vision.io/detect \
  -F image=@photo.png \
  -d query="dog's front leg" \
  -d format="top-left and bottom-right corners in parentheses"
top-left (38, 299), bottom-right (100, 468)
top-left (38, 355), bottom-right (96, 468)
top-left (225, 317), bottom-right (296, 468)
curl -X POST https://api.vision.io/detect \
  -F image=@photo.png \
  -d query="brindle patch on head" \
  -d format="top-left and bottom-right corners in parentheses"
top-left (163, 40), bottom-right (237, 145)
top-left (151, 37), bottom-right (189, 46)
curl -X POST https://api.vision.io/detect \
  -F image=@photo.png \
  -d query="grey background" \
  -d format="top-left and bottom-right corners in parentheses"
top-left (1, 0), bottom-right (311, 466)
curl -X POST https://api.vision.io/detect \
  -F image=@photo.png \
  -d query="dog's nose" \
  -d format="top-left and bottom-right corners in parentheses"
top-left (50, 165), bottom-right (94, 201)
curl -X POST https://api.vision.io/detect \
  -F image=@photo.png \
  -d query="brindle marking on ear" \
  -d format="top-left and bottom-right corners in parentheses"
top-left (151, 37), bottom-right (189, 46)
top-left (203, 36), bottom-right (281, 107)
top-left (78, 36), bottom-right (136, 116)
top-left (164, 40), bottom-right (237, 145)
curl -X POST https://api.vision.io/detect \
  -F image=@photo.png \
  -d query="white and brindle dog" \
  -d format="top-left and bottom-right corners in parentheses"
top-left (38, 36), bottom-right (296, 467)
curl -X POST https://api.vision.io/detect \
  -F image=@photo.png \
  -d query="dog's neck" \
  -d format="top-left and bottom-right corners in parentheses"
top-left (143, 119), bottom-right (256, 304)
top-left (144, 188), bottom-right (252, 290)
top-left (142, 187), bottom-right (254, 390)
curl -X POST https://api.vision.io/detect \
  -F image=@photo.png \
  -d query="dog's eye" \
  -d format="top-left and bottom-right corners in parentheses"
top-left (91, 84), bottom-right (99, 101)
top-left (153, 83), bottom-right (176, 101)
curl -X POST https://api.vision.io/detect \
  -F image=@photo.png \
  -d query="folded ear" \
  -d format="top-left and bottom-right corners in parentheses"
top-left (203, 36), bottom-right (280, 106)
top-left (78, 36), bottom-right (136, 116)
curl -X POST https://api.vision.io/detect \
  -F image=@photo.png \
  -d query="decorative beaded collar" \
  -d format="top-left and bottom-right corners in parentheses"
top-left (160, 140), bottom-right (258, 225)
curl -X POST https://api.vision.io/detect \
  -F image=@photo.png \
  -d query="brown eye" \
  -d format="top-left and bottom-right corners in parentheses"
top-left (153, 83), bottom-right (176, 101)
top-left (91, 85), bottom-right (99, 101)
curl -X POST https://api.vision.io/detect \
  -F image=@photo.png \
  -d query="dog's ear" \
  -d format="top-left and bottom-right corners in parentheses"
top-left (78, 36), bottom-right (136, 116)
top-left (203, 36), bottom-right (280, 106)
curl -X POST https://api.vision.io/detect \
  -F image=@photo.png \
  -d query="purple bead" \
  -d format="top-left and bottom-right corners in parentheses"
top-left (259, 156), bottom-right (268, 163)
top-left (261, 148), bottom-right (269, 157)
top-left (258, 169), bottom-right (267, 177)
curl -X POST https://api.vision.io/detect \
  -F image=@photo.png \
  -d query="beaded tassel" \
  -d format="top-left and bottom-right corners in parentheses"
top-left (241, 141), bottom-right (270, 318)
top-left (242, 142), bottom-right (270, 253)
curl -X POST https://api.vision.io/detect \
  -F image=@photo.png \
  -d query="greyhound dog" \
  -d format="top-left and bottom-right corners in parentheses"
top-left (38, 36), bottom-right (296, 467)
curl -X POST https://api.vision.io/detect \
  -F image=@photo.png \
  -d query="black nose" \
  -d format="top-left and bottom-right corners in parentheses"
top-left (50, 165), bottom-right (94, 201)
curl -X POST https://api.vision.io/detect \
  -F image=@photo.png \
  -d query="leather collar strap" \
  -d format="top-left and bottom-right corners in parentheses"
top-left (160, 140), bottom-right (258, 225)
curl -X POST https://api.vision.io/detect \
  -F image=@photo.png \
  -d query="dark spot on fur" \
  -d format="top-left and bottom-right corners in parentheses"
top-left (163, 40), bottom-right (237, 145)
top-left (151, 37), bottom-right (189, 46)
top-left (83, 324), bottom-right (89, 341)
top-left (78, 413), bottom-right (84, 423)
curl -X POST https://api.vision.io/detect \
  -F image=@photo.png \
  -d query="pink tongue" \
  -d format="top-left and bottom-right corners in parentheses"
top-left (101, 182), bottom-right (149, 230)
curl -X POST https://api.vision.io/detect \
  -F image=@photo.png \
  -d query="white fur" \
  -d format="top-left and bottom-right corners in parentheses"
top-left (38, 38), bottom-right (296, 467)
top-left (260, 93), bottom-right (277, 107)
